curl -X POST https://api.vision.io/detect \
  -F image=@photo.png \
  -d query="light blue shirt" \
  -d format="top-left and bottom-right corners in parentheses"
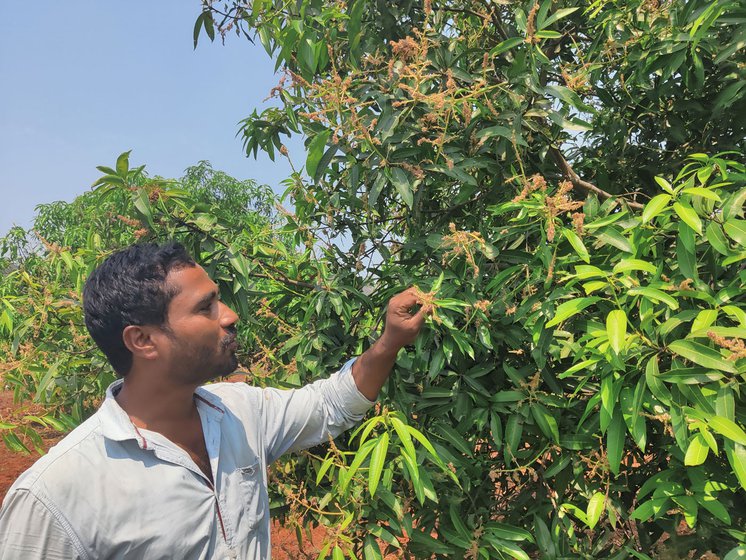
top-left (0, 359), bottom-right (373, 559)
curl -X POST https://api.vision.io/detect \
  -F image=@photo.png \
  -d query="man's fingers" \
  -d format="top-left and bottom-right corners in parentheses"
top-left (391, 288), bottom-right (421, 311)
top-left (415, 304), bottom-right (433, 320)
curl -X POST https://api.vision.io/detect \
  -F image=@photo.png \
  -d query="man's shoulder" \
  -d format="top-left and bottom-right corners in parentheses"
top-left (8, 412), bottom-right (105, 496)
top-left (200, 380), bottom-right (264, 403)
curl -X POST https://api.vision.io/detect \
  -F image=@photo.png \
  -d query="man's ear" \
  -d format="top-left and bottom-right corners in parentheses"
top-left (122, 325), bottom-right (160, 362)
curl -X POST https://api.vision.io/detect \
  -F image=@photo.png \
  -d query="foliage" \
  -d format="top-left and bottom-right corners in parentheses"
top-left (190, 0), bottom-right (745, 557)
top-left (0, 158), bottom-right (293, 449)
top-left (1, 0), bottom-right (745, 559)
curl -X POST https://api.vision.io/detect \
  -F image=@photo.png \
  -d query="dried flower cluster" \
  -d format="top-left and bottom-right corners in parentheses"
top-left (544, 180), bottom-right (584, 242)
top-left (440, 222), bottom-right (488, 277)
top-left (708, 332), bottom-right (746, 361)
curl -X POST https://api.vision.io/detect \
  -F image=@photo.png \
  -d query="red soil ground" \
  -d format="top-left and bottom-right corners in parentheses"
top-left (0, 389), bottom-right (325, 559)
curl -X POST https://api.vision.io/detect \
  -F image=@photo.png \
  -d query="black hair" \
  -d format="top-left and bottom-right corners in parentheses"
top-left (83, 242), bottom-right (196, 376)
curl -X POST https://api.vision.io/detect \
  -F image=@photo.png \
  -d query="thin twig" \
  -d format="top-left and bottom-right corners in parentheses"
top-left (549, 147), bottom-right (644, 210)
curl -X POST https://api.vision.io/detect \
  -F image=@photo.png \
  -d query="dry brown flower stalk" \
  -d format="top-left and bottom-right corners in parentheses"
top-left (525, 2), bottom-right (540, 44)
top-left (116, 215), bottom-right (142, 229)
top-left (708, 332), bottom-right (746, 361)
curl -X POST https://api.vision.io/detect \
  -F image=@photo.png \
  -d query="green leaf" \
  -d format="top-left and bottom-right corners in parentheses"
top-left (545, 297), bottom-right (600, 328)
top-left (631, 497), bottom-right (670, 521)
top-left (695, 494), bottom-right (731, 525)
top-left (659, 367), bottom-right (723, 384)
top-left (587, 492), bottom-right (605, 530)
top-left (333, 545), bottom-right (345, 560)
top-left (390, 416), bottom-right (416, 461)
top-left (723, 545), bottom-right (746, 560)
top-left (305, 130), bottom-right (331, 179)
top-left (706, 222), bottom-right (732, 256)
top-left (716, 386), bottom-right (736, 421)
top-left (606, 309), bottom-right (627, 354)
top-left (642, 194), bottom-right (672, 223)
top-left (389, 168), bottom-right (413, 209)
top-left (613, 259), bottom-right (657, 274)
top-left (628, 287), bottom-right (679, 310)
top-left (561, 228), bottom-right (589, 263)
top-left (339, 438), bottom-right (376, 492)
top-left (621, 385), bottom-right (647, 451)
top-left (540, 7), bottom-right (580, 28)
top-left (596, 229), bottom-right (633, 253)
top-left (505, 414), bottom-right (523, 462)
top-left (681, 187), bottom-right (721, 201)
top-left (655, 176), bottom-right (674, 194)
top-left (724, 219), bottom-right (746, 246)
top-left (607, 411), bottom-right (625, 476)
top-left (723, 187), bottom-right (746, 220)
top-left (369, 432), bottom-right (389, 497)
top-left (435, 424), bottom-right (473, 457)
top-left (363, 535), bottom-right (383, 560)
top-left (708, 416), bottom-right (746, 446)
top-left (684, 433), bottom-right (709, 466)
top-left (533, 516), bottom-right (556, 559)
top-left (690, 309), bottom-right (717, 334)
top-left (668, 340), bottom-right (737, 373)
top-left (673, 201), bottom-right (702, 235)
top-left (489, 37), bottom-right (524, 56)
top-left (193, 12), bottom-right (206, 48)
top-left (725, 443), bottom-right (746, 491)
top-left (115, 150), bottom-right (131, 177)
top-left (574, 265), bottom-right (605, 279)
top-left (475, 125), bottom-right (513, 140)
top-left (545, 84), bottom-right (593, 112)
top-left (531, 404), bottom-right (560, 444)
top-left (2, 432), bottom-right (29, 454)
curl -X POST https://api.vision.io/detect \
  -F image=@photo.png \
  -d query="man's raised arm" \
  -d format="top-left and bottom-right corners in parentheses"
top-left (352, 287), bottom-right (431, 401)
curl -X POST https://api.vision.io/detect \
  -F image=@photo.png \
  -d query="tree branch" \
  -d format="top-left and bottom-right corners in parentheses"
top-left (549, 147), bottom-right (643, 210)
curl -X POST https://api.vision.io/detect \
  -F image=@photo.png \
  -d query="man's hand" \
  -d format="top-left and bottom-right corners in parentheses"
top-left (378, 287), bottom-right (432, 353)
top-left (351, 287), bottom-right (431, 401)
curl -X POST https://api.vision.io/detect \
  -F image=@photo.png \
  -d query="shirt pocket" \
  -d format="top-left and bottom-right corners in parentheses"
top-left (236, 462), bottom-right (267, 532)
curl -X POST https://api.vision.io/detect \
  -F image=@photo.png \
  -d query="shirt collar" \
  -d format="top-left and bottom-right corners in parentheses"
top-left (98, 379), bottom-right (226, 445)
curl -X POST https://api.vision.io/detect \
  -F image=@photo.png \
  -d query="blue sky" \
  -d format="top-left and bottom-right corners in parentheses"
top-left (0, 1), bottom-right (303, 236)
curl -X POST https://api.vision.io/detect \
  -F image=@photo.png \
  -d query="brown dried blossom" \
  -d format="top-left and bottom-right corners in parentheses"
top-left (34, 232), bottom-right (63, 255)
top-left (572, 212), bottom-right (585, 236)
top-left (545, 180), bottom-right (583, 242)
top-left (708, 332), bottom-right (746, 361)
top-left (116, 214), bottom-right (142, 229)
top-left (391, 36), bottom-right (419, 61)
top-left (525, 2), bottom-right (540, 44)
top-left (513, 174), bottom-right (548, 202)
top-left (562, 67), bottom-right (590, 92)
top-left (399, 162), bottom-right (425, 180)
top-left (441, 222), bottom-right (487, 277)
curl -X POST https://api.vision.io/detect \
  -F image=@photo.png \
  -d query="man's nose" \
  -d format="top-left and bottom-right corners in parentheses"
top-left (219, 302), bottom-right (239, 327)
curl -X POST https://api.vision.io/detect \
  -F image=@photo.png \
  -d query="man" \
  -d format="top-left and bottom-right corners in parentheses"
top-left (0, 242), bottom-right (429, 559)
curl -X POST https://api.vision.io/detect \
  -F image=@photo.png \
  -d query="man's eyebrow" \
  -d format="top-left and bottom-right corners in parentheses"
top-left (194, 290), bottom-right (218, 309)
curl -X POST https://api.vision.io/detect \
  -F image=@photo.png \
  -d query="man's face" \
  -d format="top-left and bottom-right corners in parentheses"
top-left (159, 265), bottom-right (239, 384)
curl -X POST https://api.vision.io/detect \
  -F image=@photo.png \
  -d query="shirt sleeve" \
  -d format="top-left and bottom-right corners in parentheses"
top-left (259, 358), bottom-right (375, 464)
top-left (0, 489), bottom-right (84, 560)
